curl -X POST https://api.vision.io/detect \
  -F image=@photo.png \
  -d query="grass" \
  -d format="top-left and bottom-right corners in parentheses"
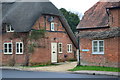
top-left (23, 64), bottom-right (60, 68)
top-left (69, 66), bottom-right (120, 72)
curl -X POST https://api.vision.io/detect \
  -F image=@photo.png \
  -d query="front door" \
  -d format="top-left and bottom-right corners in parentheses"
top-left (51, 43), bottom-right (57, 63)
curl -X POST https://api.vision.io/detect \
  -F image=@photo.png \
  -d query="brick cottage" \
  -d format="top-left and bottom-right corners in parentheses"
top-left (0, 1), bottom-right (78, 66)
top-left (77, 2), bottom-right (120, 67)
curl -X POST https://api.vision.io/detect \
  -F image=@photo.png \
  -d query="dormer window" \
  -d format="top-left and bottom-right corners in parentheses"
top-left (6, 24), bottom-right (14, 32)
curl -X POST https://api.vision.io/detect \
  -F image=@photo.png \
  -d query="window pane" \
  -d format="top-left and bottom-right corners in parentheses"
top-left (68, 45), bottom-right (69, 52)
top-left (93, 41), bottom-right (97, 46)
top-left (51, 23), bottom-right (54, 31)
top-left (4, 44), bottom-right (7, 48)
top-left (7, 25), bottom-right (10, 31)
top-left (59, 48), bottom-right (62, 52)
top-left (59, 44), bottom-right (61, 48)
top-left (93, 47), bottom-right (97, 52)
top-left (20, 49), bottom-right (22, 53)
top-left (52, 25), bottom-right (54, 29)
top-left (9, 44), bottom-right (12, 53)
top-left (70, 45), bottom-right (72, 51)
top-left (99, 41), bottom-right (103, 47)
top-left (9, 44), bottom-right (12, 49)
top-left (17, 49), bottom-right (19, 53)
top-left (5, 49), bottom-right (7, 53)
top-left (99, 47), bottom-right (103, 52)
top-left (11, 27), bottom-right (14, 31)
top-left (59, 44), bottom-right (62, 52)
top-left (59, 43), bottom-right (62, 53)
top-left (9, 49), bottom-right (11, 52)
top-left (20, 43), bottom-right (22, 48)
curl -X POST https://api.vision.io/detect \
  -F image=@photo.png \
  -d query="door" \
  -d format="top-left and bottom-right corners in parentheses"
top-left (51, 43), bottom-right (57, 63)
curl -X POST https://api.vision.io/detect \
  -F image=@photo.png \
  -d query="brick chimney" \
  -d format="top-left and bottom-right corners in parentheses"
top-left (107, 3), bottom-right (120, 27)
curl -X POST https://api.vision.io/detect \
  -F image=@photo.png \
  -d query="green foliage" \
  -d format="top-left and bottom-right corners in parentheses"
top-left (29, 29), bottom-right (45, 40)
top-left (69, 66), bottom-right (120, 72)
top-left (68, 59), bottom-right (77, 62)
top-left (59, 8), bottom-right (80, 33)
top-left (28, 29), bottom-right (45, 53)
top-left (28, 44), bottom-right (36, 53)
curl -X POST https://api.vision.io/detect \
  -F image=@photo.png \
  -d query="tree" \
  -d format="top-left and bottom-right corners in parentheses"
top-left (59, 8), bottom-right (80, 33)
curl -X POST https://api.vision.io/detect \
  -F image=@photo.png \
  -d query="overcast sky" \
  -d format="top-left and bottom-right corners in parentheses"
top-left (50, 0), bottom-right (100, 15)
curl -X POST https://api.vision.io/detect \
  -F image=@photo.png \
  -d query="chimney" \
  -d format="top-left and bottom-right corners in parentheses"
top-left (107, 4), bottom-right (120, 27)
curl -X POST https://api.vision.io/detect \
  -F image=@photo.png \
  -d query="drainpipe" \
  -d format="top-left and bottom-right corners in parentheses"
top-left (77, 30), bottom-right (81, 66)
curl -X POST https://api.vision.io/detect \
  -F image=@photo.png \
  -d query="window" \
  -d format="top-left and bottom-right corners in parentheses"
top-left (67, 44), bottom-right (72, 53)
top-left (51, 22), bottom-right (55, 31)
top-left (58, 43), bottom-right (62, 53)
top-left (16, 42), bottom-right (23, 54)
top-left (6, 24), bottom-right (14, 32)
top-left (92, 40), bottom-right (104, 54)
top-left (4, 43), bottom-right (12, 54)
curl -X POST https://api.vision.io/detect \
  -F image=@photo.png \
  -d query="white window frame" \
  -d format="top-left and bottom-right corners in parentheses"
top-left (51, 22), bottom-right (55, 31)
top-left (92, 40), bottom-right (104, 54)
top-left (67, 44), bottom-right (72, 53)
top-left (6, 25), bottom-right (14, 32)
top-left (58, 43), bottom-right (62, 53)
top-left (16, 42), bottom-right (23, 54)
top-left (3, 42), bottom-right (13, 54)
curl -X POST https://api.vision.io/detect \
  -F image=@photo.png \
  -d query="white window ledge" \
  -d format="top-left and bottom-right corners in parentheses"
top-left (4, 53), bottom-right (12, 55)
top-left (92, 52), bottom-right (104, 54)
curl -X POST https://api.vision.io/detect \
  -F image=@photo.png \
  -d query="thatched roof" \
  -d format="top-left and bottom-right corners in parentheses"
top-left (1, 1), bottom-right (78, 48)
top-left (77, 2), bottom-right (119, 29)
top-left (2, 2), bottom-right (61, 32)
top-left (77, 27), bottom-right (120, 39)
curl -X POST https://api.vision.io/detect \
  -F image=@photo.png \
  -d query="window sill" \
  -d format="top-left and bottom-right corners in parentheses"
top-left (92, 52), bottom-right (104, 54)
top-left (67, 52), bottom-right (72, 53)
top-left (59, 52), bottom-right (63, 53)
top-left (6, 31), bottom-right (14, 32)
top-left (4, 53), bottom-right (12, 55)
top-left (16, 53), bottom-right (23, 55)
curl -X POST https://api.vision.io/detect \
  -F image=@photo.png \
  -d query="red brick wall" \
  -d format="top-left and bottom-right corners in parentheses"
top-left (79, 9), bottom-right (120, 67)
top-left (1, 33), bottom-right (26, 66)
top-left (80, 37), bottom-right (119, 67)
top-left (30, 15), bottom-right (76, 65)
top-left (1, 15), bottom-right (77, 66)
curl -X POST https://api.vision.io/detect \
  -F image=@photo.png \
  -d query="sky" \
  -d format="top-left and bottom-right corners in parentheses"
top-left (50, 0), bottom-right (100, 15)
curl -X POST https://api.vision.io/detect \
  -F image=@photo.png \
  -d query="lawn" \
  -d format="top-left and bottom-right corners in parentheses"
top-left (69, 66), bottom-right (120, 72)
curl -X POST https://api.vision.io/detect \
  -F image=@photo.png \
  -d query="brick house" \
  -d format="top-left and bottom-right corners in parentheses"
top-left (0, 1), bottom-right (78, 66)
top-left (77, 2), bottom-right (120, 67)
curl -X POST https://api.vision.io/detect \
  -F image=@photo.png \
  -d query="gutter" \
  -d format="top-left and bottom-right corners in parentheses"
top-left (77, 26), bottom-right (110, 30)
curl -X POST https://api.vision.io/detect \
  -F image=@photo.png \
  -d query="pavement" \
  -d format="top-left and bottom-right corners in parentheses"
top-left (0, 61), bottom-right (119, 77)
top-left (73, 70), bottom-right (119, 76)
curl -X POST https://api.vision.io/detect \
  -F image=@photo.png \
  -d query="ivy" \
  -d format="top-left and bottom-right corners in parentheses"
top-left (28, 29), bottom-right (46, 53)
top-left (28, 43), bottom-right (36, 53)
top-left (29, 29), bottom-right (45, 40)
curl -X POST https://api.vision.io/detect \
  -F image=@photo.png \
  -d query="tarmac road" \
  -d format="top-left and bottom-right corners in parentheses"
top-left (1, 69), bottom-right (118, 79)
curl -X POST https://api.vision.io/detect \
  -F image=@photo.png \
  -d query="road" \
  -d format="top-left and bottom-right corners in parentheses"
top-left (1, 69), bottom-right (118, 79)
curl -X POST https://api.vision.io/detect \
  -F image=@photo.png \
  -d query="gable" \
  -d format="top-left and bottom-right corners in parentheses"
top-left (77, 2), bottom-right (119, 29)
top-left (32, 15), bottom-right (78, 48)
top-left (1, 2), bottom-right (78, 48)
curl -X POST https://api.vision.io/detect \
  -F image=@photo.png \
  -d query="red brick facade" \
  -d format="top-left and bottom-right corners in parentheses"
top-left (1, 15), bottom-right (77, 66)
top-left (78, 7), bottom-right (120, 67)
top-left (80, 37), bottom-right (119, 67)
